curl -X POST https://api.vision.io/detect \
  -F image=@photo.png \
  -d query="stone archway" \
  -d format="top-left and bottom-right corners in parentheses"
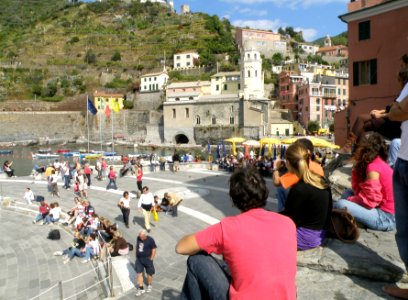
top-left (174, 134), bottom-right (189, 144)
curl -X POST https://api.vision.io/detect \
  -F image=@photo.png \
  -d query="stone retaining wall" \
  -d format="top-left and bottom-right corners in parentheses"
top-left (0, 111), bottom-right (163, 143)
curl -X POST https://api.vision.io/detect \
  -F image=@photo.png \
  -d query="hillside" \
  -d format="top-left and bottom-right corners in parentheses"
top-left (0, 0), bottom-right (238, 102)
top-left (313, 31), bottom-right (348, 46)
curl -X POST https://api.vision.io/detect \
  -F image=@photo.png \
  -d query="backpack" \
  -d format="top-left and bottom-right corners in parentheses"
top-left (47, 229), bottom-right (61, 240)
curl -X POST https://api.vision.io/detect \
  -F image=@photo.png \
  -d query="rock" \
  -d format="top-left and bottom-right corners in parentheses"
top-left (297, 230), bottom-right (404, 283)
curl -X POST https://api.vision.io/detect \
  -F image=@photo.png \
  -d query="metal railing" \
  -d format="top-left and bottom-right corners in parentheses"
top-left (29, 233), bottom-right (114, 300)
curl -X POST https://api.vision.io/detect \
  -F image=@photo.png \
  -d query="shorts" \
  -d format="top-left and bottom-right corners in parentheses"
top-left (135, 257), bottom-right (155, 275)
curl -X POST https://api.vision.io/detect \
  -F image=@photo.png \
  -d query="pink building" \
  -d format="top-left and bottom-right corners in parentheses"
top-left (335, 0), bottom-right (408, 146)
top-left (298, 74), bottom-right (348, 128)
top-left (235, 28), bottom-right (286, 57)
top-left (279, 71), bottom-right (302, 120)
top-left (317, 45), bottom-right (348, 57)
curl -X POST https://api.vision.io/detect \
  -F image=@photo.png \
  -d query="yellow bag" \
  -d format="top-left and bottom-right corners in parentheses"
top-left (153, 210), bottom-right (159, 222)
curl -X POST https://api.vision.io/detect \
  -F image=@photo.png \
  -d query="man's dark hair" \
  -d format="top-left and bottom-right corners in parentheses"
top-left (229, 167), bottom-right (268, 212)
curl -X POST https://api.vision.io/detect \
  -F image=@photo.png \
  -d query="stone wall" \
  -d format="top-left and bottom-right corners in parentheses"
top-left (0, 111), bottom-right (163, 144)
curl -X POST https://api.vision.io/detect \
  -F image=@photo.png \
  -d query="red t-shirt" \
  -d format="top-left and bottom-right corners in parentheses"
top-left (195, 208), bottom-right (297, 300)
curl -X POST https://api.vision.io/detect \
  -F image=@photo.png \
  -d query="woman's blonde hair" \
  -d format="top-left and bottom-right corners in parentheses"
top-left (285, 143), bottom-right (328, 190)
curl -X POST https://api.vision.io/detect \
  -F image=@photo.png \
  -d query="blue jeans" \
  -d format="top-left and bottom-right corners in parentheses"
top-left (64, 175), bottom-right (70, 189)
top-left (277, 186), bottom-right (290, 212)
top-left (394, 158), bottom-right (408, 269)
top-left (84, 247), bottom-right (95, 260)
top-left (181, 252), bottom-right (230, 300)
top-left (334, 195), bottom-right (395, 231)
top-left (44, 215), bottom-right (59, 224)
top-left (106, 179), bottom-right (117, 190)
top-left (68, 247), bottom-right (86, 259)
top-left (388, 138), bottom-right (401, 168)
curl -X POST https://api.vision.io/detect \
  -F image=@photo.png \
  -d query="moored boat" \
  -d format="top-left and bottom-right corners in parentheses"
top-left (0, 149), bottom-right (13, 155)
top-left (32, 153), bottom-right (60, 159)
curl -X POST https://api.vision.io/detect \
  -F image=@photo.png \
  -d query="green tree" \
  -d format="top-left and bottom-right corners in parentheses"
top-left (84, 49), bottom-right (96, 64)
top-left (111, 50), bottom-right (121, 61)
top-left (272, 53), bottom-right (283, 65)
top-left (307, 120), bottom-right (320, 133)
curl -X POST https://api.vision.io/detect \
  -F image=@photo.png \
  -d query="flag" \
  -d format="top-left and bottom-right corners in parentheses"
top-left (104, 104), bottom-right (111, 118)
top-left (113, 101), bottom-right (120, 113)
top-left (87, 97), bottom-right (97, 115)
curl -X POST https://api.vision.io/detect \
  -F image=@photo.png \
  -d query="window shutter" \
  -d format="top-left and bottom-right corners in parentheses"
top-left (353, 62), bottom-right (359, 86)
top-left (370, 59), bottom-right (377, 84)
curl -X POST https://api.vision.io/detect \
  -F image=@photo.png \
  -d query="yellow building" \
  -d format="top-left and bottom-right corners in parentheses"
top-left (93, 91), bottom-right (124, 112)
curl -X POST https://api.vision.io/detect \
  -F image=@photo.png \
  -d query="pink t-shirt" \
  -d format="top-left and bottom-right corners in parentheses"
top-left (195, 208), bottom-right (297, 300)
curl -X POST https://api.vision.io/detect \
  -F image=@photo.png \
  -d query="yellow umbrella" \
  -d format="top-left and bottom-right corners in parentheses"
top-left (281, 136), bottom-right (341, 149)
top-left (224, 137), bottom-right (246, 156)
top-left (259, 137), bottom-right (280, 146)
top-left (280, 137), bottom-right (299, 145)
top-left (243, 140), bottom-right (261, 147)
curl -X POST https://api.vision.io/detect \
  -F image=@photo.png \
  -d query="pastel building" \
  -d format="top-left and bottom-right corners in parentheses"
top-left (297, 43), bottom-right (319, 55)
top-left (210, 72), bottom-right (241, 95)
top-left (140, 71), bottom-right (169, 93)
top-left (235, 28), bottom-right (287, 57)
top-left (163, 49), bottom-right (275, 144)
top-left (93, 91), bottom-right (124, 112)
top-left (173, 51), bottom-right (199, 69)
top-left (335, 0), bottom-right (408, 146)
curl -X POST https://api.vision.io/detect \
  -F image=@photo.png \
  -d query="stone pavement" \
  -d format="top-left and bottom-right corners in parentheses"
top-left (0, 167), bottom-right (405, 299)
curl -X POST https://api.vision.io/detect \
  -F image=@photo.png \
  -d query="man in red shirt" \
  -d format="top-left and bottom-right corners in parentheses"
top-left (176, 168), bottom-right (297, 300)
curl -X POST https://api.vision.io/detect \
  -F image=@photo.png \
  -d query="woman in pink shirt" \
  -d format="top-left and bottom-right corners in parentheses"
top-left (334, 132), bottom-right (395, 231)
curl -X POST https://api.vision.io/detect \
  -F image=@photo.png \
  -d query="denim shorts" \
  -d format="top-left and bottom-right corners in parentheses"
top-left (135, 257), bottom-right (155, 275)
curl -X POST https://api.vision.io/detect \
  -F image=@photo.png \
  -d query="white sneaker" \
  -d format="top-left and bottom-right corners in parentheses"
top-left (136, 288), bottom-right (145, 296)
top-left (146, 285), bottom-right (152, 293)
top-left (63, 258), bottom-right (71, 265)
top-left (53, 251), bottom-right (63, 256)
top-left (81, 259), bottom-right (90, 264)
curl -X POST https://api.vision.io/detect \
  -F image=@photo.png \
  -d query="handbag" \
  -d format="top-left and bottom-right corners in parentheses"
top-left (152, 210), bottom-right (159, 222)
top-left (329, 208), bottom-right (360, 243)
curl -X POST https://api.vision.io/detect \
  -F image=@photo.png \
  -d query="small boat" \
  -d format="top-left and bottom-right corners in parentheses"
top-left (103, 151), bottom-right (117, 156)
top-left (103, 155), bottom-right (122, 161)
top-left (32, 153), bottom-right (60, 159)
top-left (80, 153), bottom-right (103, 159)
top-left (0, 149), bottom-right (13, 155)
top-left (38, 149), bottom-right (52, 154)
top-left (63, 152), bottom-right (80, 157)
top-left (57, 149), bottom-right (70, 153)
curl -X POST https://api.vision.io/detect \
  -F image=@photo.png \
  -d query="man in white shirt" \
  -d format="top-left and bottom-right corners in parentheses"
top-left (137, 186), bottom-right (154, 232)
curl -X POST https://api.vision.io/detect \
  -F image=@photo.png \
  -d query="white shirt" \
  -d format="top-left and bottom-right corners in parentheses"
top-left (397, 82), bottom-right (408, 160)
top-left (50, 207), bottom-right (61, 219)
top-left (138, 192), bottom-right (154, 208)
top-left (120, 197), bottom-right (131, 209)
top-left (24, 190), bottom-right (35, 203)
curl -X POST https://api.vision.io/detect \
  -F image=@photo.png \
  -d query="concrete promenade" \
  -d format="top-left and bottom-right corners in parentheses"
top-left (0, 167), bottom-right (405, 299)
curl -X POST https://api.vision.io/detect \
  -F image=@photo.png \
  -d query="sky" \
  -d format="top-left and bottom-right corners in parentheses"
top-left (173, 0), bottom-right (349, 41)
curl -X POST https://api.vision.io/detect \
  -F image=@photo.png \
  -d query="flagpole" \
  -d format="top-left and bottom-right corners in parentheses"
top-left (87, 95), bottom-right (90, 154)
top-left (99, 110), bottom-right (103, 151)
top-left (111, 109), bottom-right (114, 152)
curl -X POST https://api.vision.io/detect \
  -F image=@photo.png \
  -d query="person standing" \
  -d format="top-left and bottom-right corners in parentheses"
top-left (137, 186), bottom-right (154, 232)
top-left (118, 191), bottom-right (131, 228)
top-left (84, 163), bottom-right (92, 187)
top-left (62, 161), bottom-right (71, 189)
top-left (135, 229), bottom-right (157, 296)
top-left (176, 167), bottom-right (297, 300)
top-left (172, 150), bottom-right (180, 172)
top-left (136, 164), bottom-right (143, 195)
top-left (106, 166), bottom-right (118, 190)
top-left (383, 56), bottom-right (408, 298)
